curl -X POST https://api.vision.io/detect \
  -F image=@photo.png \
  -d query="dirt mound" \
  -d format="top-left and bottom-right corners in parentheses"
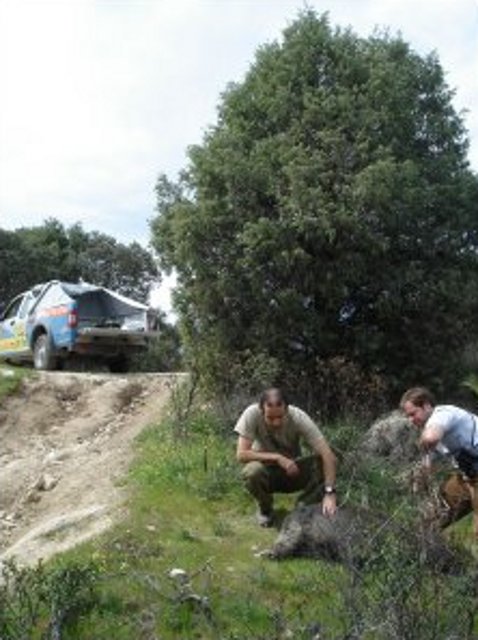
top-left (0, 371), bottom-right (183, 567)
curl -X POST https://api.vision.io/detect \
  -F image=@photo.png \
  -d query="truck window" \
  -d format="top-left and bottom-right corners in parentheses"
top-left (17, 293), bottom-right (34, 319)
top-left (3, 296), bottom-right (24, 320)
top-left (36, 285), bottom-right (70, 309)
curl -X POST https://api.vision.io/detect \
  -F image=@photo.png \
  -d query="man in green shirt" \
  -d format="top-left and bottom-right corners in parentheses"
top-left (235, 388), bottom-right (337, 527)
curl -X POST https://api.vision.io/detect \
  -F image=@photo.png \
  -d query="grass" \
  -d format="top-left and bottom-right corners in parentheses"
top-left (35, 414), bottom-right (353, 639)
top-left (0, 362), bottom-right (31, 399)
top-left (2, 401), bottom-right (478, 638)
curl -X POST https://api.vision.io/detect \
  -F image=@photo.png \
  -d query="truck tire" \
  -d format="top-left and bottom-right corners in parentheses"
top-left (33, 334), bottom-right (58, 370)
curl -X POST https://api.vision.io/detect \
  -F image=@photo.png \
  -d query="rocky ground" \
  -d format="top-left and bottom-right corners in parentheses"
top-left (0, 370), bottom-right (183, 567)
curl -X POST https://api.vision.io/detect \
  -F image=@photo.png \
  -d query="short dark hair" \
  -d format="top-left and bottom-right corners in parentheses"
top-left (259, 387), bottom-right (289, 410)
top-left (400, 387), bottom-right (435, 409)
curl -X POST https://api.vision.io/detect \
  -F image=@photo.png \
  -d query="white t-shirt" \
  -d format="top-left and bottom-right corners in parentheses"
top-left (425, 405), bottom-right (478, 457)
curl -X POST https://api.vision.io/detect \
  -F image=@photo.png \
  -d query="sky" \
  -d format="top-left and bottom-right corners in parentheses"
top-left (1, 0), bottom-right (477, 312)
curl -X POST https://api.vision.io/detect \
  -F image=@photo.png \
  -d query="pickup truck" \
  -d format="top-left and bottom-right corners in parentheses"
top-left (0, 280), bottom-right (158, 371)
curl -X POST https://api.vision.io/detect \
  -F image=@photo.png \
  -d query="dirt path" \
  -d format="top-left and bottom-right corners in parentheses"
top-left (0, 371), bottom-right (183, 567)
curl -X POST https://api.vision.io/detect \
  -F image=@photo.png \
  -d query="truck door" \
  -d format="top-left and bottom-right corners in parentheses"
top-left (0, 293), bottom-right (33, 359)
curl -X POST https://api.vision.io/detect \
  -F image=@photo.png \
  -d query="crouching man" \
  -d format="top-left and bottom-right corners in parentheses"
top-left (234, 388), bottom-right (337, 527)
top-left (401, 386), bottom-right (478, 537)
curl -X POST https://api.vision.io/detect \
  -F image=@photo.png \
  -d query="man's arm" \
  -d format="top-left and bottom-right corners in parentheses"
top-left (311, 437), bottom-right (337, 485)
top-left (236, 435), bottom-right (299, 475)
top-left (420, 423), bottom-right (444, 450)
top-left (311, 437), bottom-right (337, 516)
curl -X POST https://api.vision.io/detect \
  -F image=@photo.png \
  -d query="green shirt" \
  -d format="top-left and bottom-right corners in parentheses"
top-left (234, 403), bottom-right (324, 458)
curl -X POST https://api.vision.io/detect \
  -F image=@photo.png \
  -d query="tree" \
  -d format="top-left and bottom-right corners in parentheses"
top-left (151, 10), bottom-right (478, 414)
top-left (0, 219), bottom-right (70, 306)
top-left (64, 225), bottom-right (159, 302)
top-left (0, 220), bottom-right (160, 306)
top-left (0, 229), bottom-right (26, 312)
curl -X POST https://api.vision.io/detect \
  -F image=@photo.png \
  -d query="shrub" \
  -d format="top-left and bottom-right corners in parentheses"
top-left (0, 558), bottom-right (99, 639)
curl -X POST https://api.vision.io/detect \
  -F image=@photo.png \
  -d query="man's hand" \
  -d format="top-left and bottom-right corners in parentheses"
top-left (322, 493), bottom-right (337, 517)
top-left (278, 455), bottom-right (300, 477)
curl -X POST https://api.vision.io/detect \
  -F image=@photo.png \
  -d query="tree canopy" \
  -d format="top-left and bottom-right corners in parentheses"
top-left (151, 11), bottom-right (478, 414)
top-left (0, 219), bottom-right (159, 306)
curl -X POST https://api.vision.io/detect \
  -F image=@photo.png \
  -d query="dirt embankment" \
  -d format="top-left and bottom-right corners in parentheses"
top-left (0, 371), bottom-right (183, 568)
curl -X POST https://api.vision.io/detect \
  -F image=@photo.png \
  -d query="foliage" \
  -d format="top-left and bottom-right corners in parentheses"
top-left (130, 310), bottom-right (182, 372)
top-left (285, 355), bottom-right (389, 423)
top-left (151, 10), bottom-right (478, 416)
top-left (0, 218), bottom-right (159, 306)
top-left (337, 523), bottom-right (478, 640)
top-left (0, 558), bottom-right (99, 639)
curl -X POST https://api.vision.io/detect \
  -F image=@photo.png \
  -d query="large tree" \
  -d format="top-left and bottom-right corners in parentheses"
top-left (151, 11), bottom-right (478, 411)
top-left (0, 219), bottom-right (159, 305)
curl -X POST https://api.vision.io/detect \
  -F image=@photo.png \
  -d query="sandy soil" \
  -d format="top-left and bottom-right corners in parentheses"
top-left (0, 370), bottom-right (183, 568)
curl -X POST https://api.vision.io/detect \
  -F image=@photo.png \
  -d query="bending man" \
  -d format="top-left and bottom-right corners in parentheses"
top-left (235, 388), bottom-right (337, 527)
top-left (401, 386), bottom-right (478, 537)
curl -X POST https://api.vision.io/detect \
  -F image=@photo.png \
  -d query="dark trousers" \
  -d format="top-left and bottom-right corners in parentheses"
top-left (241, 455), bottom-right (323, 514)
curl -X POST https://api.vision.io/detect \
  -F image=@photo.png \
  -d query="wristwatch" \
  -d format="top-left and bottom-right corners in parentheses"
top-left (324, 485), bottom-right (336, 495)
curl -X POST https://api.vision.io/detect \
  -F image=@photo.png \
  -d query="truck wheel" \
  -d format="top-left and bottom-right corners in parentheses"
top-left (108, 356), bottom-right (130, 373)
top-left (33, 334), bottom-right (58, 370)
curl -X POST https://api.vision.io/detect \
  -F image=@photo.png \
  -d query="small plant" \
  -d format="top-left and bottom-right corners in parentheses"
top-left (0, 364), bottom-right (31, 402)
top-left (165, 372), bottom-right (199, 437)
top-left (0, 558), bottom-right (99, 639)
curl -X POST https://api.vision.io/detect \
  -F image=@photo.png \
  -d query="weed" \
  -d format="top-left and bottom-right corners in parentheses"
top-left (0, 364), bottom-right (31, 402)
top-left (0, 558), bottom-right (99, 639)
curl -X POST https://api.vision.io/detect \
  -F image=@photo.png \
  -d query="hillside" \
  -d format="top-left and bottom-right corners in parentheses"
top-left (1, 369), bottom-right (477, 638)
top-left (0, 370), bottom-right (183, 567)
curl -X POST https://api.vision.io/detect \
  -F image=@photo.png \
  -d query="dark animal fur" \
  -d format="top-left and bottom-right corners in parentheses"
top-left (269, 504), bottom-right (467, 574)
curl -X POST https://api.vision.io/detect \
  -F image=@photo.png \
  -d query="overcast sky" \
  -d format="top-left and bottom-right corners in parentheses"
top-left (1, 0), bottom-right (477, 308)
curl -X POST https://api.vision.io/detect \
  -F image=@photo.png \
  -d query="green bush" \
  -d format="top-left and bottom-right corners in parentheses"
top-left (0, 558), bottom-right (99, 639)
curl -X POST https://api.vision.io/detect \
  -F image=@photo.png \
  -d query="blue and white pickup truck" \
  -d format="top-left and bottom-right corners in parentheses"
top-left (0, 280), bottom-right (158, 371)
